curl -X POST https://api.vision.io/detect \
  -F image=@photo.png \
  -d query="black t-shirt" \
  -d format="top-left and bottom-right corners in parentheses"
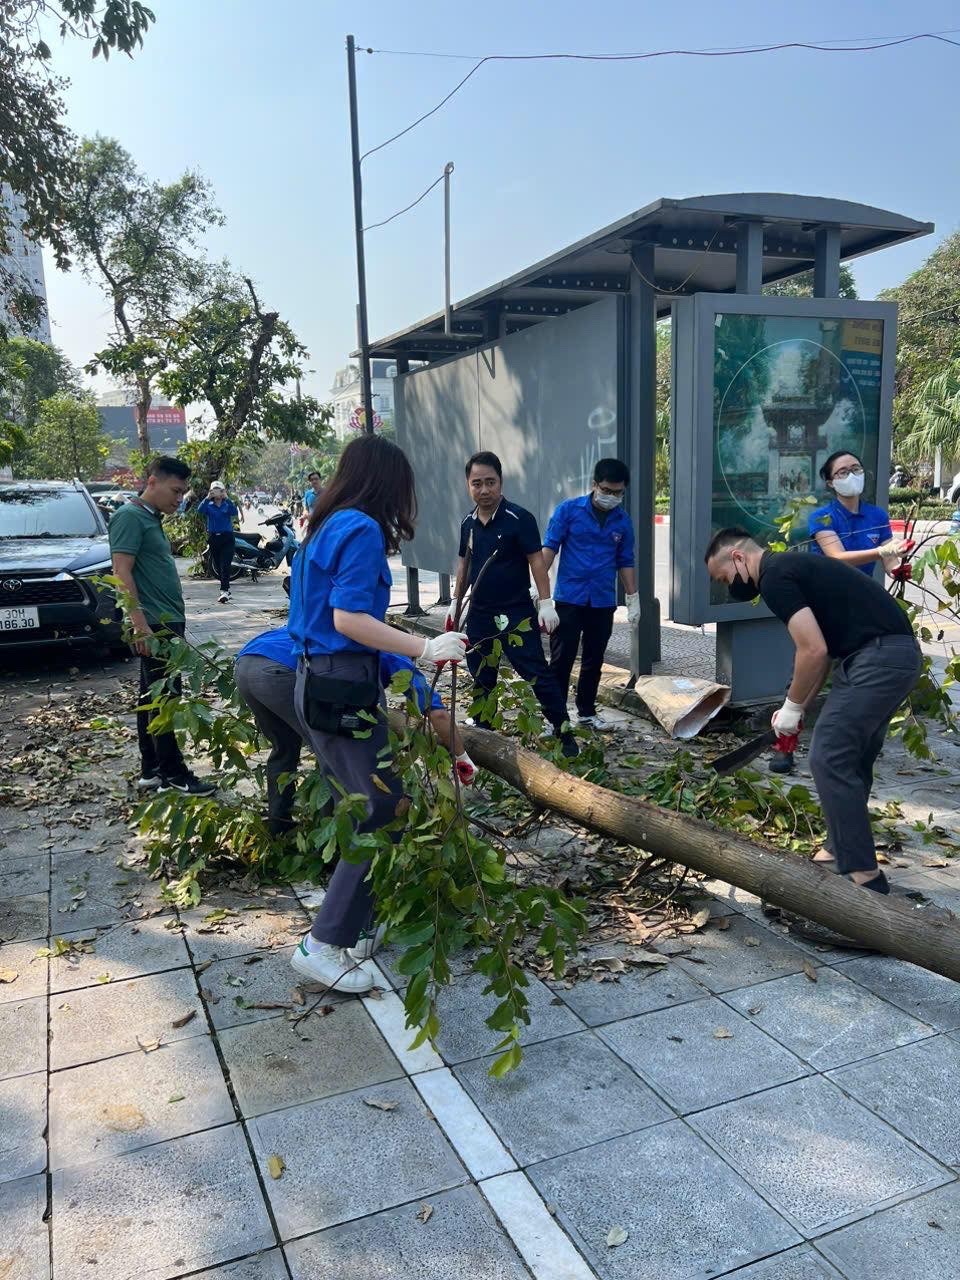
top-left (458, 498), bottom-right (541, 612)
top-left (758, 551), bottom-right (913, 659)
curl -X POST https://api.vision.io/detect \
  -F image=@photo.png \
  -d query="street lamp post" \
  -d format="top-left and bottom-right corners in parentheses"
top-left (346, 34), bottom-right (374, 433)
top-left (443, 162), bottom-right (454, 335)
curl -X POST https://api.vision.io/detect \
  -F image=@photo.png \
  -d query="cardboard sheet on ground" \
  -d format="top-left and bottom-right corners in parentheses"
top-left (632, 676), bottom-right (730, 739)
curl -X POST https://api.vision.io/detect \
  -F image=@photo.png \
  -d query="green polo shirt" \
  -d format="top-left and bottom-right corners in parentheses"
top-left (108, 500), bottom-right (185, 626)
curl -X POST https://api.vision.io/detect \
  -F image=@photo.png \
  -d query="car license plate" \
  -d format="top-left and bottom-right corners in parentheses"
top-left (0, 606), bottom-right (40, 631)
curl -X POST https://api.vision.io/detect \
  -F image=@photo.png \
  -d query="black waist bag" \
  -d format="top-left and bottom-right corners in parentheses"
top-left (302, 669), bottom-right (381, 738)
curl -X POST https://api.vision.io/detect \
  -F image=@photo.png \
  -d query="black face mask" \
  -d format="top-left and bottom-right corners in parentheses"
top-left (728, 565), bottom-right (759, 602)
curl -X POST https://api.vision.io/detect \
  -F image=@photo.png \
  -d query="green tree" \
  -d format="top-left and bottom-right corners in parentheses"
top-left (157, 274), bottom-right (333, 496)
top-left (239, 438), bottom-right (299, 495)
top-left (0, 1), bottom-right (155, 331)
top-left (0, 337), bottom-right (81, 427)
top-left (65, 136), bottom-right (222, 457)
top-left (763, 265), bottom-right (858, 300)
top-left (18, 393), bottom-right (109, 480)
top-left (898, 358), bottom-right (960, 461)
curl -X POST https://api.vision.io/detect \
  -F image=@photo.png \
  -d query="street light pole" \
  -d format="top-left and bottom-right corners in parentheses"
top-left (443, 161), bottom-right (455, 335)
top-left (346, 34), bottom-right (374, 433)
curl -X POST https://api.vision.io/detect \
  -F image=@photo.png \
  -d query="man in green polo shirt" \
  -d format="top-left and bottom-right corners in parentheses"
top-left (109, 456), bottom-right (215, 795)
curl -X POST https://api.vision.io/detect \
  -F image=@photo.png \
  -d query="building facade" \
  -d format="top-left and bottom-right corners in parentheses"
top-left (1, 185), bottom-right (52, 343)
top-left (329, 359), bottom-right (397, 439)
top-left (95, 391), bottom-right (188, 455)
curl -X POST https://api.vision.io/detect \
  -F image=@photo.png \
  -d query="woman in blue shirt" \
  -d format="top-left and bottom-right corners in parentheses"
top-left (807, 451), bottom-right (909, 578)
top-left (287, 435), bottom-right (468, 993)
top-left (197, 481), bottom-right (239, 603)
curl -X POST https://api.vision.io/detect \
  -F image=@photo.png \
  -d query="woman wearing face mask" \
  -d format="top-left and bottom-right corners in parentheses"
top-left (286, 434), bottom-right (468, 993)
top-left (807, 451), bottom-right (910, 578)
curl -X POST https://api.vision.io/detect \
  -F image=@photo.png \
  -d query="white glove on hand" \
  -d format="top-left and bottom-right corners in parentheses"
top-left (444, 598), bottom-right (459, 627)
top-left (420, 631), bottom-right (467, 665)
top-left (455, 751), bottom-right (477, 786)
top-left (771, 698), bottom-right (804, 736)
top-left (537, 597), bottom-right (560, 634)
top-left (625, 592), bottom-right (641, 625)
top-left (877, 538), bottom-right (911, 560)
top-left (529, 585), bottom-right (540, 607)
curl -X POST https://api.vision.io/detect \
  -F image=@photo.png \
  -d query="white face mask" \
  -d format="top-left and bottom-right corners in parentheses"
top-left (832, 472), bottom-right (864, 498)
top-left (593, 491), bottom-right (623, 510)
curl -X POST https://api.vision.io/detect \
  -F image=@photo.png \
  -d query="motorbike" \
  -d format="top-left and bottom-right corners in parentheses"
top-left (202, 511), bottom-right (298, 583)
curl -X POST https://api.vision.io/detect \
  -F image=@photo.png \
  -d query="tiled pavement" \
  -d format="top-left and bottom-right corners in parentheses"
top-left (2, 562), bottom-right (960, 1278)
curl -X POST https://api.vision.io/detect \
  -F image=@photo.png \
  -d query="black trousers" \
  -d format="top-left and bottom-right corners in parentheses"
top-left (137, 620), bottom-right (186, 778)
top-left (466, 605), bottom-right (570, 734)
top-left (209, 532), bottom-right (235, 592)
top-left (234, 655), bottom-right (303, 829)
top-left (549, 602), bottom-right (615, 718)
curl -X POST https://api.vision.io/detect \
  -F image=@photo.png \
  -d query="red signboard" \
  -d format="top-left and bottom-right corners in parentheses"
top-left (146, 407), bottom-right (186, 426)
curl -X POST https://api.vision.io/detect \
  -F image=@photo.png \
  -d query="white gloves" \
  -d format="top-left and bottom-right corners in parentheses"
top-left (444, 599), bottom-right (460, 627)
top-left (626, 592), bottom-right (641, 625)
top-left (455, 751), bottom-right (477, 785)
top-left (529, 585), bottom-right (540, 607)
top-left (877, 538), bottom-right (911, 560)
top-left (420, 631), bottom-right (467, 665)
top-left (537, 597), bottom-right (559, 634)
top-left (771, 698), bottom-right (804, 736)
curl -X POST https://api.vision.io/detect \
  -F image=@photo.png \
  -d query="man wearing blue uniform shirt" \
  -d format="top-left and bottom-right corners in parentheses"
top-left (542, 458), bottom-right (639, 730)
top-left (234, 625), bottom-right (475, 836)
top-left (449, 451), bottom-right (579, 759)
top-left (197, 481), bottom-right (239, 603)
top-left (303, 471), bottom-right (322, 513)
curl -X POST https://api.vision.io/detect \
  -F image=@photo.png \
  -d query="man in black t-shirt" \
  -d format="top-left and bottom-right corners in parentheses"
top-left (449, 451), bottom-right (578, 758)
top-left (705, 528), bottom-right (920, 899)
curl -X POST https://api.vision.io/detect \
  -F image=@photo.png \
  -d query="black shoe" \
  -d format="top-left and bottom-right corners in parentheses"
top-left (559, 733), bottom-right (580, 760)
top-left (159, 771), bottom-right (217, 796)
top-left (768, 751), bottom-right (794, 775)
top-left (266, 816), bottom-right (297, 838)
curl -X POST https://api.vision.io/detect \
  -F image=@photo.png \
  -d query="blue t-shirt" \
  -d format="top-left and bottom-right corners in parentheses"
top-left (543, 494), bottom-right (635, 607)
top-left (807, 499), bottom-right (892, 577)
top-left (197, 497), bottom-right (238, 534)
top-left (304, 486), bottom-right (318, 511)
top-left (236, 626), bottom-right (441, 712)
top-left (287, 509), bottom-right (392, 655)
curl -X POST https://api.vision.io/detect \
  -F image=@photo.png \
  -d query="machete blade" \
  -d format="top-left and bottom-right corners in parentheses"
top-left (709, 728), bottom-right (776, 774)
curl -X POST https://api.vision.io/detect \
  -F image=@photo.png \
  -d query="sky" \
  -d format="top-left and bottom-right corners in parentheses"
top-left (39, 0), bottom-right (960, 402)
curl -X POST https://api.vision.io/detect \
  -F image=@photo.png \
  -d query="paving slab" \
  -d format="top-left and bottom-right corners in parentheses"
top-left (667, 912), bottom-right (817, 993)
top-left (0, 827), bottom-right (49, 861)
top-left (527, 1118), bottom-right (800, 1280)
top-left (49, 1034), bottom-right (234, 1168)
top-left (0, 997), bottom-right (47, 1081)
top-left (219, 1000), bottom-right (403, 1117)
top-left (0, 942), bottom-right (48, 1005)
top-left (180, 889), bottom-right (308, 963)
top-left (819, 1180), bottom-right (960, 1278)
top-left (722, 966), bottom-right (935, 1070)
top-left (597, 996), bottom-right (806, 1114)
top-left (690, 1074), bottom-right (952, 1235)
top-left (49, 916), bottom-right (192, 993)
top-left (199, 945), bottom-right (321, 1028)
top-left (187, 1255), bottom-right (288, 1280)
top-left (46, 820), bottom-right (127, 856)
top-left (836, 955), bottom-right (960, 1031)
top-left (454, 1030), bottom-right (671, 1164)
top-left (827, 1033), bottom-right (960, 1166)
top-left (0, 1174), bottom-right (49, 1280)
top-left (0, 857), bottom-right (49, 898)
top-left (50, 850), bottom-right (163, 931)
top-left (285, 1184), bottom-right (531, 1279)
top-left (0, 1073), bottom-right (46, 1183)
top-left (50, 968), bottom-right (205, 1070)
top-left (727, 1246), bottom-right (845, 1278)
top-left (0, 895), bottom-right (48, 945)
top-left (248, 1079), bottom-right (468, 1238)
top-left (551, 958), bottom-right (706, 1026)
top-left (52, 1123), bottom-right (273, 1280)
top-left (427, 970), bottom-right (584, 1065)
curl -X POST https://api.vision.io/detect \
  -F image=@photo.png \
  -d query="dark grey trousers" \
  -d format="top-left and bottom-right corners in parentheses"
top-left (234, 655), bottom-right (302, 828)
top-left (808, 635), bottom-right (921, 875)
top-left (294, 651), bottom-right (405, 948)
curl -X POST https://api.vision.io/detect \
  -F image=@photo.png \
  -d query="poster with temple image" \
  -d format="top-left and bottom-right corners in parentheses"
top-left (709, 311), bottom-right (885, 605)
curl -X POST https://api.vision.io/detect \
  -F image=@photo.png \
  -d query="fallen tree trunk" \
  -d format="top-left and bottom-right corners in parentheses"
top-left (456, 723), bottom-right (960, 985)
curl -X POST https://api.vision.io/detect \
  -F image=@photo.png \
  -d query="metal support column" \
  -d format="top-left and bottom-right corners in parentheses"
top-left (437, 573), bottom-right (452, 605)
top-left (404, 567), bottom-right (424, 616)
top-left (736, 221), bottom-right (764, 294)
top-left (345, 34), bottom-right (374, 431)
top-left (443, 162), bottom-right (454, 335)
top-left (626, 244), bottom-right (660, 675)
top-left (813, 226), bottom-right (842, 298)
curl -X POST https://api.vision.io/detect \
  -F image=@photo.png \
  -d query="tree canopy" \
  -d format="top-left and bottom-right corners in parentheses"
top-left (16, 392), bottom-right (109, 480)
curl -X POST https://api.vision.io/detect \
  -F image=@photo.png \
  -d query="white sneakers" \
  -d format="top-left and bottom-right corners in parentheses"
top-left (218, 589), bottom-right (231, 604)
top-left (577, 713), bottom-right (614, 732)
top-left (347, 923), bottom-right (387, 962)
top-left (290, 937), bottom-right (373, 994)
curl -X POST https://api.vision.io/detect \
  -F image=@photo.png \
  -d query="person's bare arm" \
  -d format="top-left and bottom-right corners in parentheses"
top-left (540, 547), bottom-right (557, 573)
top-left (527, 550), bottom-right (552, 602)
top-left (452, 555), bottom-right (469, 607)
top-left (813, 529), bottom-right (906, 571)
top-left (429, 708), bottom-right (464, 756)
top-left (618, 566), bottom-right (637, 594)
top-left (785, 607), bottom-right (831, 706)
top-left (333, 610), bottom-right (428, 659)
top-left (111, 552), bottom-right (153, 656)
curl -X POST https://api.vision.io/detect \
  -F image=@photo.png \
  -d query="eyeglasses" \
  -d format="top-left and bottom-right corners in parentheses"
top-left (596, 484), bottom-right (626, 496)
top-left (831, 465), bottom-right (864, 480)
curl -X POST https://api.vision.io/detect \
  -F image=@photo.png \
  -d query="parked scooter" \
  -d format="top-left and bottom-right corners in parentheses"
top-left (202, 511), bottom-right (297, 583)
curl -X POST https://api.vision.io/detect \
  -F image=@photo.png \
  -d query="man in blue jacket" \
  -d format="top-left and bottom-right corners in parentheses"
top-left (197, 481), bottom-right (239, 603)
top-left (542, 458), bottom-right (639, 730)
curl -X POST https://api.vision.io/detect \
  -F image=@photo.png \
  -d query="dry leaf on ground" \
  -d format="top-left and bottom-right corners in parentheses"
top-left (713, 1027), bottom-right (734, 1039)
top-left (0, 969), bottom-right (18, 983)
top-left (606, 1226), bottom-right (629, 1247)
top-left (135, 1035), bottom-right (161, 1053)
top-left (267, 1154), bottom-right (285, 1179)
top-left (363, 1097), bottom-right (398, 1111)
top-left (171, 1009), bottom-right (197, 1029)
top-left (802, 961), bottom-right (818, 983)
top-left (416, 1203), bottom-right (434, 1223)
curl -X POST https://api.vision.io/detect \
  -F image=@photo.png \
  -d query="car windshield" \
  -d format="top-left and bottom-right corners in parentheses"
top-left (0, 489), bottom-right (101, 538)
